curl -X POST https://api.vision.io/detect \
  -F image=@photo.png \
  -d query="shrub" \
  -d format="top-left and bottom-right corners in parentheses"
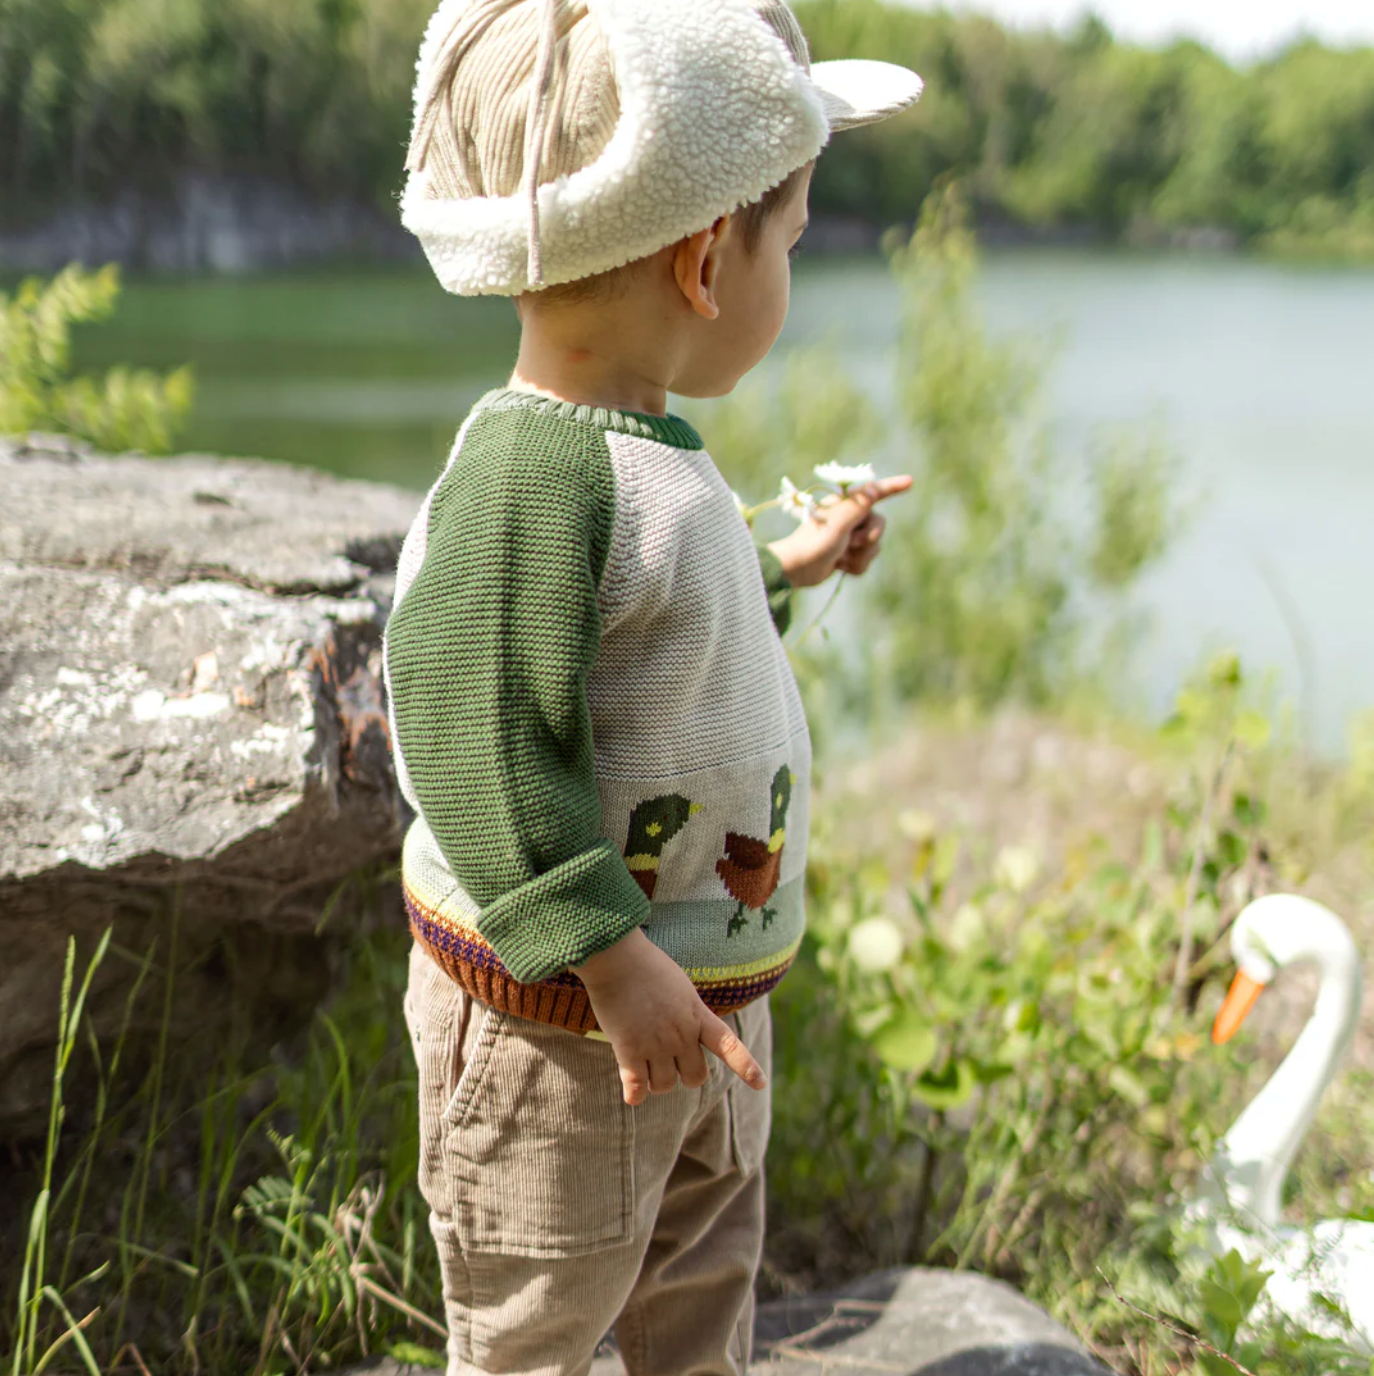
top-left (697, 181), bottom-right (1181, 716)
top-left (0, 262), bottom-right (193, 452)
top-left (766, 664), bottom-right (1374, 1372)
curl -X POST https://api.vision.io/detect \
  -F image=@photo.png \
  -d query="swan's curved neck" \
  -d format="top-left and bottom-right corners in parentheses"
top-left (1214, 957), bottom-right (1362, 1230)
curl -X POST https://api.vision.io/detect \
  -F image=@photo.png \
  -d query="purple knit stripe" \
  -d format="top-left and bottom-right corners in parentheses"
top-left (404, 887), bottom-right (585, 990)
top-left (700, 964), bottom-right (794, 1008)
top-left (403, 884), bottom-right (794, 1007)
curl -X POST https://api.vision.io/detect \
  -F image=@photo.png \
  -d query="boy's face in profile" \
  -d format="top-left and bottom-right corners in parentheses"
top-left (672, 165), bottom-right (813, 400)
top-left (512, 164), bottom-right (814, 411)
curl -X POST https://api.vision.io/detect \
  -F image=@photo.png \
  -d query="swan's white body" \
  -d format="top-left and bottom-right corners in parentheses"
top-left (1194, 894), bottom-right (1373, 1351)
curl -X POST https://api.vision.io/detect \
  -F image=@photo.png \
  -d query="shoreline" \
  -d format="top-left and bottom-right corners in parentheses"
top-left (9, 174), bottom-right (1371, 277)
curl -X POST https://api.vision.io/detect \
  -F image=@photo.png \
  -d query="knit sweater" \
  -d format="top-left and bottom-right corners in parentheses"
top-left (383, 387), bottom-right (811, 1032)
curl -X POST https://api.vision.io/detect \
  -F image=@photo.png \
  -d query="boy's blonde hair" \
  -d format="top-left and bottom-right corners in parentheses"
top-left (413, 0), bottom-right (811, 213)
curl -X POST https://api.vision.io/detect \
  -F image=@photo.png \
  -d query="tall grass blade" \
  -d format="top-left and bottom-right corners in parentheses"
top-left (213, 1235), bottom-right (258, 1329)
top-left (58, 939), bottom-right (154, 1294)
top-left (31, 1289), bottom-right (100, 1376)
top-left (14, 926), bottom-right (96, 1376)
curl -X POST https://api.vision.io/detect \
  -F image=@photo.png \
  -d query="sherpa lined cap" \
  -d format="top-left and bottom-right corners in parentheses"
top-left (401, 0), bottom-right (923, 297)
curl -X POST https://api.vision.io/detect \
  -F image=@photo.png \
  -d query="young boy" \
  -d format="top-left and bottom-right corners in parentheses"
top-left (385, 2), bottom-right (921, 1372)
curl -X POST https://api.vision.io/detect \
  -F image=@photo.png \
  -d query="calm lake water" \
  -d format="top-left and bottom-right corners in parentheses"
top-left (73, 251), bottom-right (1374, 752)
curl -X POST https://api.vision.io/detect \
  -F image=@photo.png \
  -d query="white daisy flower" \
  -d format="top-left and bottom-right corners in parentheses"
top-left (730, 489), bottom-right (753, 527)
top-left (847, 916), bottom-right (905, 973)
top-left (778, 475), bottom-right (817, 522)
top-left (994, 844), bottom-right (1041, 895)
top-left (949, 902), bottom-right (986, 952)
top-left (814, 461), bottom-right (877, 494)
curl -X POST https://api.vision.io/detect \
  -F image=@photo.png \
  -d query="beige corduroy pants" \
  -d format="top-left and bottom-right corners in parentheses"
top-left (403, 941), bottom-right (772, 1376)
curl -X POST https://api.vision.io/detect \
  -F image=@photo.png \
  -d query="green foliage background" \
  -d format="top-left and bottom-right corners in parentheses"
top-left (692, 181), bottom-right (1179, 717)
top-left (4, 0), bottom-right (1374, 255)
top-left (0, 263), bottom-right (193, 451)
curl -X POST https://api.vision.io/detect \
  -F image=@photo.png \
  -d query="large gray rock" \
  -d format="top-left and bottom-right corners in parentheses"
top-left (0, 435), bottom-right (422, 1137)
top-left (348, 1268), bottom-right (1105, 1375)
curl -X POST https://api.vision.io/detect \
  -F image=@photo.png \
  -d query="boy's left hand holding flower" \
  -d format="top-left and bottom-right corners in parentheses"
top-left (769, 474), bottom-right (912, 588)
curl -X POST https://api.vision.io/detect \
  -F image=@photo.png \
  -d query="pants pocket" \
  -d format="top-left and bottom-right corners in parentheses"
top-left (407, 942), bottom-right (476, 1220)
top-left (729, 997), bottom-right (773, 1177)
top-left (444, 1014), bottom-right (636, 1258)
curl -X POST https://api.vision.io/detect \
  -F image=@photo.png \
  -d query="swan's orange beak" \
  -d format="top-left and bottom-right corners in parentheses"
top-left (1212, 971), bottom-right (1266, 1044)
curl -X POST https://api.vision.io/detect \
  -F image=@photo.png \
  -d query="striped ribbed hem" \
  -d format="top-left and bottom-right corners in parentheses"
top-left (404, 884), bottom-right (795, 1032)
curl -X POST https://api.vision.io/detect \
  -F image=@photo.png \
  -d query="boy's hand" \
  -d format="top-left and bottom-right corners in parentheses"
top-left (769, 475), bottom-right (912, 589)
top-left (572, 928), bottom-right (766, 1105)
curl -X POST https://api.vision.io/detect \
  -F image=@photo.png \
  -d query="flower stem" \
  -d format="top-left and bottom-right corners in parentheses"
top-left (794, 573), bottom-right (846, 647)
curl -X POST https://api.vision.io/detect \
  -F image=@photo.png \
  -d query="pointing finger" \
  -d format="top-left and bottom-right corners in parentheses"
top-left (699, 1012), bottom-right (767, 1090)
top-left (860, 475), bottom-right (912, 504)
top-left (823, 476), bottom-right (913, 533)
top-left (618, 1061), bottom-right (649, 1107)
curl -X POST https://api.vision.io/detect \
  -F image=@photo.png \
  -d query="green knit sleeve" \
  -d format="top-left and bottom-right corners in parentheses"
top-left (385, 411), bottom-right (650, 983)
top-left (753, 536), bottom-right (794, 637)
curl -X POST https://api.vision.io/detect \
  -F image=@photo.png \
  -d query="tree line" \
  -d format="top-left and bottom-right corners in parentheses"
top-left (2, 0), bottom-right (1373, 255)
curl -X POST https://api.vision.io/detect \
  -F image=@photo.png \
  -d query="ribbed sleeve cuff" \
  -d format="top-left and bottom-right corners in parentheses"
top-left (754, 540), bottom-right (794, 637)
top-left (478, 840), bottom-right (652, 983)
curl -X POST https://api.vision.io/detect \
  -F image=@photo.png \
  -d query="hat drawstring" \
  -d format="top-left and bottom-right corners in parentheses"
top-left (407, 0), bottom-right (512, 180)
top-left (522, 0), bottom-right (560, 288)
top-left (409, 0), bottom-right (563, 291)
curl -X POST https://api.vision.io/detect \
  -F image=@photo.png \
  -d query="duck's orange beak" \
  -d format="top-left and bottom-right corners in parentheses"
top-left (1212, 971), bottom-right (1266, 1044)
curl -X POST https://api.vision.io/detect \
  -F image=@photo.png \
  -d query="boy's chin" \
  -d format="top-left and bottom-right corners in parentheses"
top-left (670, 372), bottom-right (747, 402)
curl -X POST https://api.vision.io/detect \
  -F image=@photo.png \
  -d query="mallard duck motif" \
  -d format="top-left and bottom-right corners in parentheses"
top-left (622, 793), bottom-right (701, 899)
top-left (716, 764), bottom-right (793, 937)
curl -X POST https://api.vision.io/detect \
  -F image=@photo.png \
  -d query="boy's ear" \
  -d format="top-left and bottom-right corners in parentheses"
top-left (672, 215), bottom-right (731, 321)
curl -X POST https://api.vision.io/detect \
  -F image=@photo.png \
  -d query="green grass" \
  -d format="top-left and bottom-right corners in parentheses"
top-left (5, 672), bottom-right (1374, 1373)
top-left (2, 893), bottom-right (445, 1375)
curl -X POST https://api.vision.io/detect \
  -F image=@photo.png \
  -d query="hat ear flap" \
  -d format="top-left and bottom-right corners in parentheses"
top-left (751, 0), bottom-right (812, 70)
top-left (402, 0), bottom-right (830, 295)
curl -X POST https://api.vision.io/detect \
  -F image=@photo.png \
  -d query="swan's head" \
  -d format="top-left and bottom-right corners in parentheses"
top-left (1213, 894), bottom-right (1361, 1044)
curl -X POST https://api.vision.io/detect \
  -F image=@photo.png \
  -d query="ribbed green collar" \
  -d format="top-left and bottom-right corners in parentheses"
top-left (476, 387), bottom-right (704, 451)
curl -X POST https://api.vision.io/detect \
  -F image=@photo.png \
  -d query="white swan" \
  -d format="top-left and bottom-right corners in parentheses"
top-left (1194, 893), bottom-right (1373, 1351)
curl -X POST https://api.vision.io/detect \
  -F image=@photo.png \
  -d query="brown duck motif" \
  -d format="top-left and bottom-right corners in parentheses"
top-left (622, 793), bottom-right (700, 899)
top-left (716, 764), bottom-right (792, 937)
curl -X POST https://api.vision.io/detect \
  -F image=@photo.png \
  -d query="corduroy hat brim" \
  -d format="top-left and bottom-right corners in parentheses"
top-left (809, 58), bottom-right (924, 132)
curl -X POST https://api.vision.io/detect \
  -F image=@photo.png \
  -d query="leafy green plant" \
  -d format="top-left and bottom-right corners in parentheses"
top-left (766, 679), bottom-right (1373, 1373)
top-left (1195, 1248), bottom-right (1274, 1374)
top-left (1, 879), bottom-right (445, 1376)
top-left (697, 180), bottom-right (1182, 716)
top-left (1096, 1248), bottom-right (1373, 1376)
top-left (874, 180), bottom-right (1179, 706)
top-left (0, 262), bottom-right (193, 452)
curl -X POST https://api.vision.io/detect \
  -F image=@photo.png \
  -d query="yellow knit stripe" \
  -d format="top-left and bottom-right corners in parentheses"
top-left (404, 880), bottom-right (801, 983)
top-left (683, 935), bottom-right (803, 984)
top-left (404, 878), bottom-right (489, 944)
